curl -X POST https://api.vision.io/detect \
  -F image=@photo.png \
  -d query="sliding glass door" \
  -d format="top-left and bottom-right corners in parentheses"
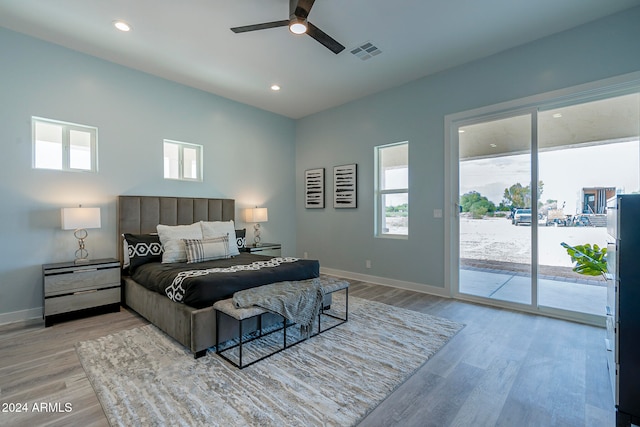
top-left (458, 113), bottom-right (534, 306)
top-left (536, 94), bottom-right (639, 316)
top-left (453, 91), bottom-right (640, 322)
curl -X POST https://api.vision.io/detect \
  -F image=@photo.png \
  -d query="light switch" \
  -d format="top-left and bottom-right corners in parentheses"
top-left (433, 209), bottom-right (443, 218)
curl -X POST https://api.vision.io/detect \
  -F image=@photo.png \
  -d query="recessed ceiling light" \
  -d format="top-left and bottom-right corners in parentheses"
top-left (113, 20), bottom-right (131, 32)
top-left (270, 84), bottom-right (281, 91)
top-left (552, 113), bottom-right (563, 118)
top-left (490, 143), bottom-right (497, 148)
top-left (458, 129), bottom-right (465, 133)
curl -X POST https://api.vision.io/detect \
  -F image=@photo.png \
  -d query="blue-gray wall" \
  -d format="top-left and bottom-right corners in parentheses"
top-left (3, 6), bottom-right (640, 321)
top-left (0, 28), bottom-right (295, 320)
top-left (295, 7), bottom-right (640, 289)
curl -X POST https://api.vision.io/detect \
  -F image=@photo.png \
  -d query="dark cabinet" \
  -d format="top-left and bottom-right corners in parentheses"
top-left (606, 194), bottom-right (640, 427)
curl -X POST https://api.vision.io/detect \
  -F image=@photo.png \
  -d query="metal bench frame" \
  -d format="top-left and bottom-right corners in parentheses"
top-left (215, 285), bottom-right (348, 369)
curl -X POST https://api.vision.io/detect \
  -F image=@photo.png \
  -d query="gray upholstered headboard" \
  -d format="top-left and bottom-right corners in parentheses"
top-left (117, 196), bottom-right (235, 264)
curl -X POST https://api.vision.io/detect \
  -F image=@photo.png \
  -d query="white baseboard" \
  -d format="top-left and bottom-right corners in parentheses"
top-left (0, 272), bottom-right (449, 325)
top-left (320, 267), bottom-right (451, 298)
top-left (0, 307), bottom-right (42, 326)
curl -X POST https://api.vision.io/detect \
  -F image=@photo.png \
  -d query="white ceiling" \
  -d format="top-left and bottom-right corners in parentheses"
top-left (1, 0), bottom-right (639, 119)
top-left (459, 93), bottom-right (640, 160)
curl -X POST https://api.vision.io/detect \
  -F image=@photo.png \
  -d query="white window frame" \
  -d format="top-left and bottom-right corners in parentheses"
top-left (32, 117), bottom-right (98, 172)
top-left (163, 139), bottom-right (203, 182)
top-left (375, 141), bottom-right (409, 238)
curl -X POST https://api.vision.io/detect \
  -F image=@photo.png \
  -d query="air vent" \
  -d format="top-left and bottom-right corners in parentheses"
top-left (350, 41), bottom-right (381, 61)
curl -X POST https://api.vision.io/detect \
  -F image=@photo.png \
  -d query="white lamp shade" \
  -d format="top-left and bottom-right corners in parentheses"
top-left (61, 207), bottom-right (101, 230)
top-left (245, 207), bottom-right (268, 223)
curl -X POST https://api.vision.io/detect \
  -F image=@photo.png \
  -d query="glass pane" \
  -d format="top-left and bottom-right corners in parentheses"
top-left (34, 121), bottom-right (63, 169)
top-left (537, 93), bottom-right (639, 315)
top-left (69, 129), bottom-right (92, 170)
top-left (380, 144), bottom-right (408, 190)
top-left (381, 193), bottom-right (408, 235)
top-left (183, 146), bottom-right (198, 179)
top-left (459, 114), bottom-right (532, 305)
top-left (164, 142), bottom-right (180, 179)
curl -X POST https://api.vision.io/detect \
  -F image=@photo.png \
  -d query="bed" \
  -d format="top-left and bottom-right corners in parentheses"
top-left (117, 195), bottom-right (321, 358)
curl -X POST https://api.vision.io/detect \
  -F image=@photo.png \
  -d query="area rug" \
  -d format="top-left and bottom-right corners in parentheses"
top-left (76, 295), bottom-right (463, 427)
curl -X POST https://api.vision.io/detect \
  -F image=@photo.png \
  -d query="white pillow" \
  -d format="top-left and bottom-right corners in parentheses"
top-left (157, 223), bottom-right (203, 263)
top-left (122, 235), bottom-right (130, 268)
top-left (183, 235), bottom-right (230, 263)
top-left (200, 220), bottom-right (240, 256)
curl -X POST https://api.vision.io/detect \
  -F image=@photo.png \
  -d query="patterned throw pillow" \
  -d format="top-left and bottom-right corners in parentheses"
top-left (183, 234), bottom-right (230, 264)
top-left (123, 233), bottom-right (163, 271)
top-left (235, 229), bottom-right (246, 250)
top-left (200, 220), bottom-right (240, 256)
top-left (157, 223), bottom-right (203, 263)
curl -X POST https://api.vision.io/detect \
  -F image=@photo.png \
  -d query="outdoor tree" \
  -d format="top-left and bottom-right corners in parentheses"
top-left (385, 203), bottom-right (408, 217)
top-left (502, 181), bottom-right (544, 209)
top-left (496, 202), bottom-right (511, 212)
top-left (460, 191), bottom-right (496, 218)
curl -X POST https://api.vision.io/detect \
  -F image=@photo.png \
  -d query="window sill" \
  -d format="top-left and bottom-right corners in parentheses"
top-left (375, 234), bottom-right (408, 240)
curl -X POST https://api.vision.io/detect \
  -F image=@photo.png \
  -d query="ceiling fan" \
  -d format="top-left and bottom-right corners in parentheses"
top-left (230, 0), bottom-right (345, 54)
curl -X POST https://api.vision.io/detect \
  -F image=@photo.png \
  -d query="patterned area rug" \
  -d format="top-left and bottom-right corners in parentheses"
top-left (76, 295), bottom-right (463, 426)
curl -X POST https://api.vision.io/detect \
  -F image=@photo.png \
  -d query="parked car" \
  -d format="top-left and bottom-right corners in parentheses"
top-left (538, 213), bottom-right (547, 226)
top-left (513, 208), bottom-right (531, 226)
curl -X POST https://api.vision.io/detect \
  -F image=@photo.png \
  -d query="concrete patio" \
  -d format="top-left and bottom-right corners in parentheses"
top-left (460, 266), bottom-right (606, 315)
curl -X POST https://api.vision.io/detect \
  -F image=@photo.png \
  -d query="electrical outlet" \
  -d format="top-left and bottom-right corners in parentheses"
top-left (366, 260), bottom-right (371, 269)
top-left (303, 252), bottom-right (308, 259)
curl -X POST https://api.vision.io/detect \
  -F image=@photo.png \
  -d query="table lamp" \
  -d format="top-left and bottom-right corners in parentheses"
top-left (244, 207), bottom-right (268, 246)
top-left (61, 206), bottom-right (101, 263)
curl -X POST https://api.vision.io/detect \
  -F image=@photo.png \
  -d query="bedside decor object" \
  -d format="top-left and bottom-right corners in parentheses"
top-left (305, 168), bottom-right (325, 208)
top-left (245, 207), bottom-right (268, 246)
top-left (61, 206), bottom-right (101, 264)
top-left (334, 164), bottom-right (357, 208)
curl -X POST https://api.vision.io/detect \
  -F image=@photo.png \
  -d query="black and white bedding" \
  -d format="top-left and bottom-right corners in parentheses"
top-left (130, 253), bottom-right (320, 309)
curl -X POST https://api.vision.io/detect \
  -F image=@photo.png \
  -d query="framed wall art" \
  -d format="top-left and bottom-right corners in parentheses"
top-left (305, 168), bottom-right (325, 208)
top-left (334, 163), bottom-right (357, 208)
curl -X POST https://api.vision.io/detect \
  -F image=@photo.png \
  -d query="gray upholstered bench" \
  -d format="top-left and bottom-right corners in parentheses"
top-left (213, 276), bottom-right (349, 369)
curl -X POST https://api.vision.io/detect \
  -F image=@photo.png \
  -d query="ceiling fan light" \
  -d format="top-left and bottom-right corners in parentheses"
top-left (289, 17), bottom-right (307, 35)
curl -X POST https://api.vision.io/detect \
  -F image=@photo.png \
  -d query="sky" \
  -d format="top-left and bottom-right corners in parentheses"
top-left (460, 140), bottom-right (640, 214)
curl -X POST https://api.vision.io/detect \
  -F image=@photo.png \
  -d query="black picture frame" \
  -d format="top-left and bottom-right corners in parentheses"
top-left (334, 164), bottom-right (357, 208)
top-left (305, 168), bottom-right (325, 208)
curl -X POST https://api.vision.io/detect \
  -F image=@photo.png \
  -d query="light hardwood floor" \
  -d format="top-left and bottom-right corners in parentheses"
top-left (0, 280), bottom-right (614, 427)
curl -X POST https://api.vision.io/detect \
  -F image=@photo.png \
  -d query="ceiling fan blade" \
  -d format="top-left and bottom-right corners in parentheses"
top-left (306, 22), bottom-right (345, 54)
top-left (290, 0), bottom-right (316, 18)
top-left (230, 20), bottom-right (289, 33)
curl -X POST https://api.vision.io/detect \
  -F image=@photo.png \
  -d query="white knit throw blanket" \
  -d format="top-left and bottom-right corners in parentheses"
top-left (232, 278), bottom-right (324, 336)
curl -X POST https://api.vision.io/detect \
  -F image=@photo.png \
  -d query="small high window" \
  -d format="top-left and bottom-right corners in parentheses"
top-left (32, 117), bottom-right (97, 172)
top-left (163, 140), bottom-right (203, 181)
top-left (375, 142), bottom-right (409, 237)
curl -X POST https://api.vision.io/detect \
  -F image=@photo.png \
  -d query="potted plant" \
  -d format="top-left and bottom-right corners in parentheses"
top-left (560, 242), bottom-right (607, 278)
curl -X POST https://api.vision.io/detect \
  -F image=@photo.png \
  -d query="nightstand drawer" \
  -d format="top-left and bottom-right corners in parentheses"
top-left (251, 247), bottom-right (281, 256)
top-left (45, 287), bottom-right (120, 316)
top-left (45, 267), bottom-right (120, 296)
top-left (243, 243), bottom-right (282, 257)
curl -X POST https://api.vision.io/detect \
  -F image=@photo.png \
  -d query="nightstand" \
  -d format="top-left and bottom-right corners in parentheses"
top-left (43, 258), bottom-right (121, 327)
top-left (242, 243), bottom-right (282, 257)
